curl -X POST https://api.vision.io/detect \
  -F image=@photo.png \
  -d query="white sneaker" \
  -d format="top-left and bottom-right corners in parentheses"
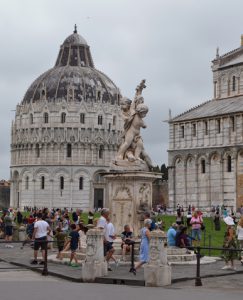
top-left (221, 265), bottom-right (230, 270)
top-left (115, 259), bottom-right (120, 268)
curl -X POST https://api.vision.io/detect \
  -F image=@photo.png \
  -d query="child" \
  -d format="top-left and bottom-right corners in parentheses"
top-left (68, 224), bottom-right (80, 267)
top-left (54, 227), bottom-right (67, 260)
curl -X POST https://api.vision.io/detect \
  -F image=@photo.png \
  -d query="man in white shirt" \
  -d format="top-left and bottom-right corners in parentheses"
top-left (104, 217), bottom-right (119, 270)
top-left (97, 208), bottom-right (110, 258)
top-left (31, 213), bottom-right (51, 265)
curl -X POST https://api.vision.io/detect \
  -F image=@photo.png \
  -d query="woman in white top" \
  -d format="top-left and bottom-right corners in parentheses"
top-left (236, 216), bottom-right (243, 264)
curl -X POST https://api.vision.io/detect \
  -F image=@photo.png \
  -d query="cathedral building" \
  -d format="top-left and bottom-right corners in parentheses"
top-left (10, 27), bottom-right (123, 210)
top-left (168, 36), bottom-right (243, 211)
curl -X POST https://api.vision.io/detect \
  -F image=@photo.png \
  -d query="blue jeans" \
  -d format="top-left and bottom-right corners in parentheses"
top-left (191, 228), bottom-right (201, 241)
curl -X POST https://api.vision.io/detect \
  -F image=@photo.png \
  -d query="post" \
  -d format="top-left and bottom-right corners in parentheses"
top-left (129, 241), bottom-right (135, 273)
top-left (42, 240), bottom-right (48, 276)
top-left (144, 230), bottom-right (171, 287)
top-left (195, 247), bottom-right (202, 286)
top-left (82, 228), bottom-right (107, 282)
top-left (208, 234), bottom-right (212, 257)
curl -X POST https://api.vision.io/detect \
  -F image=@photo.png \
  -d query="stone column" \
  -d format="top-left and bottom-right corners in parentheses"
top-left (82, 228), bottom-right (107, 282)
top-left (144, 230), bottom-right (171, 287)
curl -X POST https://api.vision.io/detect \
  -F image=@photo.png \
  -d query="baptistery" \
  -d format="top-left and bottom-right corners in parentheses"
top-left (10, 26), bottom-right (123, 209)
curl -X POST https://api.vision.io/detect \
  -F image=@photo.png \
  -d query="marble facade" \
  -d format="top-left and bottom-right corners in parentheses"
top-left (168, 36), bottom-right (243, 211)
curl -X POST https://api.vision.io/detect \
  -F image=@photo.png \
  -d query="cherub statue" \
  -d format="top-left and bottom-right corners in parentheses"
top-left (116, 80), bottom-right (153, 169)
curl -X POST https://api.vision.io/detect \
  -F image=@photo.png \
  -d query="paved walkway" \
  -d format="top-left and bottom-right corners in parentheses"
top-left (1, 243), bottom-right (243, 287)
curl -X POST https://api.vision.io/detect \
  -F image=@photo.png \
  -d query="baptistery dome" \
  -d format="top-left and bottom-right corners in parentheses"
top-left (10, 27), bottom-right (123, 210)
top-left (22, 28), bottom-right (119, 105)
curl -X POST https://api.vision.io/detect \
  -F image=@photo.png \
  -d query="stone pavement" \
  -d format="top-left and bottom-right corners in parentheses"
top-left (1, 243), bottom-right (243, 287)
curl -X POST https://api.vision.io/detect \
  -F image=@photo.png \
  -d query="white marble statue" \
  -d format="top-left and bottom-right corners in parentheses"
top-left (114, 80), bottom-right (153, 171)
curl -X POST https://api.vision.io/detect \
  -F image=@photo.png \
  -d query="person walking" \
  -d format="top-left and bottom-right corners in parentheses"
top-left (132, 219), bottom-right (152, 275)
top-left (221, 216), bottom-right (238, 270)
top-left (31, 213), bottom-right (51, 265)
top-left (104, 217), bottom-right (119, 271)
top-left (67, 223), bottom-right (80, 267)
top-left (236, 216), bottom-right (243, 265)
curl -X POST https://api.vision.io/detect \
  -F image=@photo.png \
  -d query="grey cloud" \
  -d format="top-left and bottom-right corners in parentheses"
top-left (1, 0), bottom-right (243, 178)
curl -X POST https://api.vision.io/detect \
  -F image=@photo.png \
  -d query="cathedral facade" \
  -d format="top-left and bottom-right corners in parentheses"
top-left (168, 36), bottom-right (243, 211)
top-left (10, 28), bottom-right (123, 210)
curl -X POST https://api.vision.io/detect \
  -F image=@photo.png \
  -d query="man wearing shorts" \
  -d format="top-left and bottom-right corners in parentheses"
top-left (4, 211), bottom-right (13, 248)
top-left (31, 213), bottom-right (51, 265)
top-left (97, 208), bottom-right (109, 256)
top-left (68, 223), bottom-right (80, 267)
top-left (121, 225), bottom-right (134, 261)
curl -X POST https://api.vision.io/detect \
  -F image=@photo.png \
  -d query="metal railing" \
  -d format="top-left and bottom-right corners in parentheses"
top-left (189, 245), bottom-right (243, 287)
top-left (0, 240), bottom-right (52, 276)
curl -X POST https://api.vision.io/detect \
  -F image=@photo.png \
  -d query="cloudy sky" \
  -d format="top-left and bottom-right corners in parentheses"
top-left (1, 0), bottom-right (243, 179)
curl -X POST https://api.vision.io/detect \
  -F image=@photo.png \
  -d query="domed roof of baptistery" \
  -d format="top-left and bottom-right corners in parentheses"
top-left (22, 26), bottom-right (120, 105)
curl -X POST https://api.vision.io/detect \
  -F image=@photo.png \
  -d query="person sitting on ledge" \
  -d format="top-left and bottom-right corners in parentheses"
top-left (121, 225), bottom-right (134, 262)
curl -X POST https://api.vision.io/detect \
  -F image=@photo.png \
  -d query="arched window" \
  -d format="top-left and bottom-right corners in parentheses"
top-left (41, 89), bottom-right (46, 98)
top-left (41, 176), bottom-right (45, 189)
top-left (113, 116), bottom-right (116, 126)
top-left (80, 113), bottom-right (85, 124)
top-left (192, 123), bottom-right (196, 137)
top-left (216, 119), bottom-right (221, 133)
top-left (25, 176), bottom-right (29, 190)
top-left (227, 155), bottom-right (232, 172)
top-left (61, 112), bottom-right (66, 123)
top-left (60, 176), bottom-right (64, 190)
top-left (67, 143), bottom-right (72, 157)
top-left (98, 115), bottom-right (103, 125)
top-left (44, 112), bottom-right (49, 124)
top-left (97, 91), bottom-right (101, 101)
top-left (232, 76), bottom-right (236, 91)
top-left (36, 144), bottom-right (40, 158)
top-left (79, 177), bottom-right (83, 190)
top-left (230, 116), bottom-right (235, 132)
top-left (30, 114), bottom-right (33, 125)
top-left (98, 145), bottom-right (104, 159)
top-left (68, 88), bottom-right (74, 101)
top-left (204, 121), bottom-right (208, 135)
top-left (180, 125), bottom-right (185, 138)
top-left (201, 159), bottom-right (206, 174)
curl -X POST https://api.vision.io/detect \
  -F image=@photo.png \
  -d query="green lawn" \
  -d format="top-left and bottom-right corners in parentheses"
top-left (158, 214), bottom-right (226, 256)
top-left (1, 211), bottom-right (227, 256)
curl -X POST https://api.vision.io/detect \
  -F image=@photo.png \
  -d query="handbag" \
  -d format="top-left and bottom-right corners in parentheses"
top-left (201, 223), bottom-right (205, 231)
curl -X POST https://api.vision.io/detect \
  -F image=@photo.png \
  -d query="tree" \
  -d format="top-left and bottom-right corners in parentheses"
top-left (161, 164), bottom-right (168, 181)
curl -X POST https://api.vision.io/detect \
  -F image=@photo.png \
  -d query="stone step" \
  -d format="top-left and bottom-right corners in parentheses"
top-left (58, 250), bottom-right (196, 262)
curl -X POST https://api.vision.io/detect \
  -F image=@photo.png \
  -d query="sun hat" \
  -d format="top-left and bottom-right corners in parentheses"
top-left (223, 216), bottom-right (235, 226)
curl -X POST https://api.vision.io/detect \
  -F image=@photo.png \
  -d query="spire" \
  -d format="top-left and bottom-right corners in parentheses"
top-left (74, 24), bottom-right (77, 34)
top-left (169, 108), bottom-right (172, 120)
top-left (216, 47), bottom-right (219, 59)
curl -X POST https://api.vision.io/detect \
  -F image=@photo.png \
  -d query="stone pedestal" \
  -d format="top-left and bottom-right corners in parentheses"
top-left (144, 230), bottom-right (171, 287)
top-left (104, 171), bottom-right (160, 236)
top-left (82, 228), bottom-right (107, 282)
top-left (18, 225), bottom-right (26, 241)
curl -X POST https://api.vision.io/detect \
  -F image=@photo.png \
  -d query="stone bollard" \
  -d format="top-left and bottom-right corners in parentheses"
top-left (12, 223), bottom-right (19, 241)
top-left (144, 230), bottom-right (172, 287)
top-left (82, 228), bottom-right (107, 282)
top-left (18, 225), bottom-right (26, 241)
